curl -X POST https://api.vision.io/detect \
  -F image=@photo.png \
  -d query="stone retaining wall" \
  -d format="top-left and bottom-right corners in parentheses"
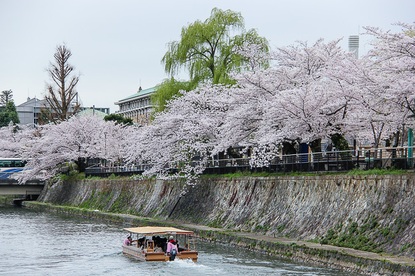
top-left (39, 175), bottom-right (415, 257)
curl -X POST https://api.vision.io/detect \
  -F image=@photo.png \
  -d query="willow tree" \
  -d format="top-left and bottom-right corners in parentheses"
top-left (153, 8), bottom-right (269, 112)
top-left (44, 44), bottom-right (80, 123)
top-left (151, 78), bottom-right (193, 113)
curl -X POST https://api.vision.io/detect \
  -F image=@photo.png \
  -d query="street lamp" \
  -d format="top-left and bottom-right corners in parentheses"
top-left (104, 131), bottom-right (107, 167)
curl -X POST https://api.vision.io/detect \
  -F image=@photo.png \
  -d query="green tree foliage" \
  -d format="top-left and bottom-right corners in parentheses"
top-left (104, 113), bottom-right (133, 125)
top-left (151, 78), bottom-right (193, 113)
top-left (155, 8), bottom-right (269, 112)
top-left (330, 133), bottom-right (350, 151)
top-left (0, 101), bottom-right (20, 127)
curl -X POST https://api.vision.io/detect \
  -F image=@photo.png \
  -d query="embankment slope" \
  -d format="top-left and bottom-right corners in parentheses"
top-left (37, 174), bottom-right (415, 274)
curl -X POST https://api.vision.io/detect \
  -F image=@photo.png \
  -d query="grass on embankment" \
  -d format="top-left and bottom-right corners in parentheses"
top-left (201, 168), bottom-right (408, 179)
top-left (57, 167), bottom-right (409, 182)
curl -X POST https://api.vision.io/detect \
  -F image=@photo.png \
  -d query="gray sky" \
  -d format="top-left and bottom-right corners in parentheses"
top-left (1, 0), bottom-right (414, 113)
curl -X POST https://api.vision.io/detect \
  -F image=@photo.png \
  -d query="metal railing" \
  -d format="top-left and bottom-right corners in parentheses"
top-left (85, 163), bottom-right (152, 177)
top-left (85, 146), bottom-right (415, 177)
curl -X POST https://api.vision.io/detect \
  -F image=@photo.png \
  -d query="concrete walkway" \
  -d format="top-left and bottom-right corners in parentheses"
top-left (105, 211), bottom-right (415, 268)
top-left (179, 222), bottom-right (415, 268)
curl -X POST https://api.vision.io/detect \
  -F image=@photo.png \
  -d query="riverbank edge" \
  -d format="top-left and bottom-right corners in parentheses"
top-left (23, 201), bottom-right (415, 275)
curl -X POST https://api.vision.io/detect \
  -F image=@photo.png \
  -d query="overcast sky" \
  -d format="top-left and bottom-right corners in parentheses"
top-left (1, 0), bottom-right (414, 113)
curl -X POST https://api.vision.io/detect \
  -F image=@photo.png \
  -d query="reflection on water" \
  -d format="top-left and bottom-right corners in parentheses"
top-left (0, 206), bottom-right (359, 276)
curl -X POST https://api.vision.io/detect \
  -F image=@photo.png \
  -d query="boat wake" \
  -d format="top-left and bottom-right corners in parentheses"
top-left (165, 258), bottom-right (223, 275)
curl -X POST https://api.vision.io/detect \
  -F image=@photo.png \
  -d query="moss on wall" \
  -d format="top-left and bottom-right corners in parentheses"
top-left (38, 174), bottom-right (415, 257)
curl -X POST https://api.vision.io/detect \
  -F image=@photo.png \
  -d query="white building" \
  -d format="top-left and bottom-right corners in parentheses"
top-left (16, 97), bottom-right (110, 126)
top-left (348, 35), bottom-right (359, 59)
top-left (16, 97), bottom-right (45, 126)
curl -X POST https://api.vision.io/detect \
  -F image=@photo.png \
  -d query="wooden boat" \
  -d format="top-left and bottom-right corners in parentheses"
top-left (122, 226), bottom-right (198, 262)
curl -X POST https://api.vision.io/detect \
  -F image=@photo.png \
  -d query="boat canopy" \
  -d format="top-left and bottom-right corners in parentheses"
top-left (123, 226), bottom-right (194, 235)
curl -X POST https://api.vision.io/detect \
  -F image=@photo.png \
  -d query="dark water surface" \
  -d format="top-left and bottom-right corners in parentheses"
top-left (0, 206), bottom-right (359, 275)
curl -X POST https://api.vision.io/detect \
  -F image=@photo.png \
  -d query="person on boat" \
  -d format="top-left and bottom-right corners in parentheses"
top-left (166, 236), bottom-right (178, 261)
top-left (124, 236), bottom-right (133, 246)
top-left (137, 236), bottom-right (145, 248)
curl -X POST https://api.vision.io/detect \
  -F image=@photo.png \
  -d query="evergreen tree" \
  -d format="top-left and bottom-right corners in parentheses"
top-left (0, 90), bottom-right (13, 106)
top-left (104, 113), bottom-right (133, 126)
top-left (0, 101), bottom-right (20, 127)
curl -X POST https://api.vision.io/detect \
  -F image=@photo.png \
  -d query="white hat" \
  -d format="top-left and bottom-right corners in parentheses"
top-left (169, 236), bottom-right (174, 240)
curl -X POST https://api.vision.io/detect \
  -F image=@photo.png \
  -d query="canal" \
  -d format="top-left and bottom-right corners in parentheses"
top-left (0, 206), bottom-right (359, 275)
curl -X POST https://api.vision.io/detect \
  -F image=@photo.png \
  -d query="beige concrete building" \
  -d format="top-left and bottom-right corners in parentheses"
top-left (114, 86), bottom-right (156, 125)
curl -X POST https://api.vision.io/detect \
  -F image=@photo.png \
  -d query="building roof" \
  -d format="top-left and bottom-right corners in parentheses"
top-left (76, 108), bottom-right (108, 118)
top-left (123, 226), bottom-right (194, 235)
top-left (17, 97), bottom-right (49, 108)
top-left (114, 86), bottom-right (157, 105)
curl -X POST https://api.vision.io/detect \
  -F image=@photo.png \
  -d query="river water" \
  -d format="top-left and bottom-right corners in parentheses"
top-left (0, 206), bottom-right (359, 276)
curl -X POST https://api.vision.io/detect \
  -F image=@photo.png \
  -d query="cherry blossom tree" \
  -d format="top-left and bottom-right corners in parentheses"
top-left (123, 39), bottom-right (361, 176)
top-left (0, 123), bottom-right (36, 158)
top-left (330, 23), bottom-right (415, 148)
top-left (124, 39), bottom-right (359, 174)
top-left (358, 23), bottom-right (415, 146)
top-left (364, 23), bottom-right (415, 114)
top-left (125, 84), bottom-right (230, 184)
top-left (217, 39), bottom-right (356, 166)
top-left (14, 114), bottom-right (128, 183)
top-left (4, 23), bottom-right (414, 184)
top-left (335, 56), bottom-right (407, 148)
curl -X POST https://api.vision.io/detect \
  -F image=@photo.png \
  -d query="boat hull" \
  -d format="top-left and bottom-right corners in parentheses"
top-left (122, 245), bottom-right (198, 262)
